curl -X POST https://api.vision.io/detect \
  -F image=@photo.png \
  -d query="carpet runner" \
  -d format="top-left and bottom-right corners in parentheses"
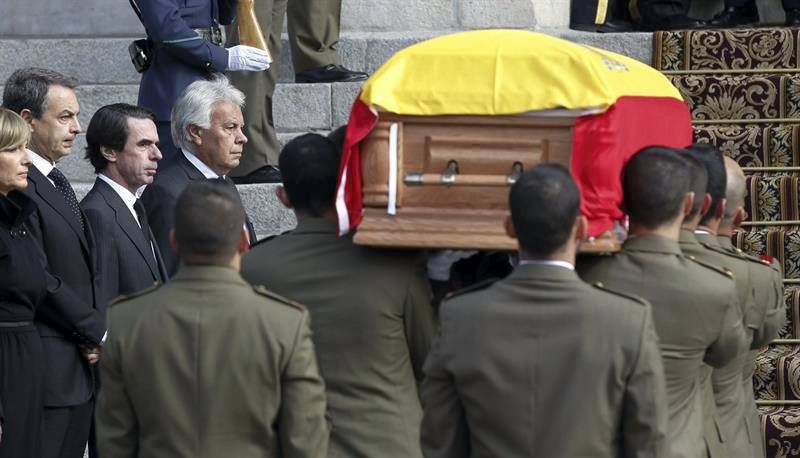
top-left (654, 27), bottom-right (800, 455)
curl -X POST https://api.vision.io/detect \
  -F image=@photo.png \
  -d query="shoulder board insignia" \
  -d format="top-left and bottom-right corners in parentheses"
top-left (700, 242), bottom-right (748, 261)
top-left (760, 255), bottom-right (775, 265)
top-left (444, 278), bottom-right (498, 301)
top-left (591, 282), bottom-right (649, 306)
top-left (252, 285), bottom-right (305, 310)
top-left (687, 255), bottom-right (734, 278)
top-left (109, 281), bottom-right (162, 307)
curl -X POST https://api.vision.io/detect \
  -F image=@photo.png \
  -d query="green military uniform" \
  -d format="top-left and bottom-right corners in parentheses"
top-left (421, 262), bottom-right (668, 457)
top-left (225, 0), bottom-right (286, 176)
top-left (95, 266), bottom-right (329, 458)
top-left (578, 235), bottom-right (748, 458)
top-left (680, 229), bottom-right (755, 458)
top-left (716, 234), bottom-right (785, 458)
top-left (241, 218), bottom-right (435, 458)
top-left (287, 0), bottom-right (342, 74)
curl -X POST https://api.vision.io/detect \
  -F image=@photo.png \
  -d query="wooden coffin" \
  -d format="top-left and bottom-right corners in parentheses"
top-left (354, 111), bottom-right (619, 252)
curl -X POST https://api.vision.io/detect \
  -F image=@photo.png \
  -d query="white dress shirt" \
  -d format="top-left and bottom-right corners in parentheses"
top-left (183, 149), bottom-right (221, 179)
top-left (98, 174), bottom-right (141, 227)
top-left (27, 149), bottom-right (56, 186)
top-left (518, 259), bottom-right (575, 271)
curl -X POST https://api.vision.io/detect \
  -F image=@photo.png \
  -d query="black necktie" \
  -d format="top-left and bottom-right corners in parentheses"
top-left (48, 168), bottom-right (84, 231)
top-left (133, 199), bottom-right (151, 242)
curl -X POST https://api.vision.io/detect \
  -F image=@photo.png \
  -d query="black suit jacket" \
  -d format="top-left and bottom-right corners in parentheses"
top-left (141, 153), bottom-right (257, 277)
top-left (20, 165), bottom-right (103, 407)
top-left (81, 178), bottom-right (167, 306)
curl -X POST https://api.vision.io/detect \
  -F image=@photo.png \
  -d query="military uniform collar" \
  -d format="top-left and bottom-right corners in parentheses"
top-left (509, 262), bottom-right (581, 282)
top-left (678, 228), bottom-right (698, 246)
top-left (716, 236), bottom-right (735, 251)
top-left (292, 217), bottom-right (339, 235)
top-left (622, 234), bottom-right (683, 255)
top-left (173, 265), bottom-right (248, 285)
top-left (694, 231), bottom-right (721, 247)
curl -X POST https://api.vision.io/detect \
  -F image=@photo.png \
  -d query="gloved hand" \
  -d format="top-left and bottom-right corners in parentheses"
top-left (227, 45), bottom-right (271, 71)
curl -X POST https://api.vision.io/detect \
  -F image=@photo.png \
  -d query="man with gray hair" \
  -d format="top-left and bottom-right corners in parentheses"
top-left (141, 75), bottom-right (256, 277)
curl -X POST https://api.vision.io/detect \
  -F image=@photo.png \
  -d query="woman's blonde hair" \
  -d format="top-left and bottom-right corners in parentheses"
top-left (0, 107), bottom-right (30, 152)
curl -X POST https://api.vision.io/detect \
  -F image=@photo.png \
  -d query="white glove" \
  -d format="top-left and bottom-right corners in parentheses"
top-left (227, 45), bottom-right (271, 71)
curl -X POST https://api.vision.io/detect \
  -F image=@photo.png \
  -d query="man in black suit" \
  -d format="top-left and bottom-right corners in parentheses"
top-left (141, 75), bottom-right (257, 277)
top-left (2, 67), bottom-right (104, 458)
top-left (81, 104), bottom-right (168, 306)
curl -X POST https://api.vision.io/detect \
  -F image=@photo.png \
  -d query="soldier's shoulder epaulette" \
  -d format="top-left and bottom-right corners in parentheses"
top-left (737, 250), bottom-right (779, 268)
top-left (444, 278), bottom-right (498, 301)
top-left (250, 229), bottom-right (292, 248)
top-left (686, 255), bottom-right (734, 279)
top-left (252, 285), bottom-right (305, 310)
top-left (700, 242), bottom-right (748, 261)
top-left (109, 282), bottom-right (162, 307)
top-left (590, 282), bottom-right (649, 306)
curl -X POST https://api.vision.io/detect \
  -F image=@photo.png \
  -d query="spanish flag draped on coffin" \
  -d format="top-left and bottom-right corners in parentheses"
top-left (336, 29), bottom-right (691, 249)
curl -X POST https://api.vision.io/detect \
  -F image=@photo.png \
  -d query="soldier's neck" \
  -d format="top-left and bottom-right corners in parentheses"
top-left (628, 219), bottom-right (682, 241)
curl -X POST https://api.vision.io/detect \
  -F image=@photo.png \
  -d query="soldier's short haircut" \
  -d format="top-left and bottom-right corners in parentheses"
top-left (85, 103), bottom-right (157, 173)
top-left (174, 181), bottom-right (246, 265)
top-left (509, 163), bottom-right (581, 258)
top-left (623, 146), bottom-right (692, 229)
top-left (327, 125), bottom-right (347, 156)
top-left (279, 133), bottom-right (340, 217)
top-left (675, 149), bottom-right (708, 221)
top-left (2, 67), bottom-right (78, 118)
top-left (171, 74), bottom-right (245, 151)
top-left (722, 160), bottom-right (746, 225)
top-left (686, 143), bottom-right (727, 226)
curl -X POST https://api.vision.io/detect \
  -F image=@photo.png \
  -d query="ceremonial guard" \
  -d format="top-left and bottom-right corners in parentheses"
top-left (578, 147), bottom-right (748, 457)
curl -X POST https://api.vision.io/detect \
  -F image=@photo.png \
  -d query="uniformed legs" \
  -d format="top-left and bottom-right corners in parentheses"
top-left (156, 121), bottom-right (179, 161)
top-left (41, 400), bottom-right (94, 458)
top-left (287, 0), bottom-right (342, 74)
top-left (227, 0), bottom-right (286, 177)
top-left (0, 326), bottom-right (43, 458)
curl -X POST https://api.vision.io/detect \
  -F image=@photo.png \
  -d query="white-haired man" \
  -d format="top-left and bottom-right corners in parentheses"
top-left (141, 75), bottom-right (256, 277)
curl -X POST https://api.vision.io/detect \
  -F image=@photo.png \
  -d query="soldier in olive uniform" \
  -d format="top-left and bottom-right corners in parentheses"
top-left (718, 156), bottom-right (785, 458)
top-left (241, 134), bottom-right (435, 458)
top-left (578, 147), bottom-right (748, 458)
top-left (676, 146), bottom-right (753, 458)
top-left (422, 164), bottom-right (668, 458)
top-left (96, 181), bottom-right (329, 458)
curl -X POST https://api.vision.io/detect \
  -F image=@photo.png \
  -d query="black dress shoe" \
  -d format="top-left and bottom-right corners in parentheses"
top-left (231, 166), bottom-right (282, 184)
top-left (638, 14), bottom-right (707, 31)
top-left (596, 19), bottom-right (635, 32)
top-left (708, 5), bottom-right (759, 27)
top-left (295, 64), bottom-right (369, 83)
top-left (787, 9), bottom-right (800, 25)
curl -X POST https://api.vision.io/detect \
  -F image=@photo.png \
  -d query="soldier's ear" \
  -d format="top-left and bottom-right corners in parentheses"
top-left (733, 207), bottom-right (746, 228)
top-left (682, 192), bottom-right (695, 216)
top-left (236, 228), bottom-right (250, 254)
top-left (715, 198), bottom-right (727, 220)
top-left (574, 215), bottom-right (588, 241)
top-left (276, 186), bottom-right (292, 209)
top-left (700, 193), bottom-right (712, 218)
top-left (504, 215), bottom-right (517, 239)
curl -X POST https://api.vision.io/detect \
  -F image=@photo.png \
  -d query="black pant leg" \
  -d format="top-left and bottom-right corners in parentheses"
top-left (637, 0), bottom-right (690, 18)
top-left (42, 400), bottom-right (94, 458)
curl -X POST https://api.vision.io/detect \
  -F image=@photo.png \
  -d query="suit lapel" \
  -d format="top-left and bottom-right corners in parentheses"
top-left (95, 179), bottom-right (160, 282)
top-left (29, 166), bottom-right (90, 252)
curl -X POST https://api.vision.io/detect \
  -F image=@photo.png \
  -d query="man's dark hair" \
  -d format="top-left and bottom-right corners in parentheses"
top-left (85, 103), bottom-right (157, 173)
top-left (675, 149), bottom-right (708, 221)
top-left (686, 143), bottom-right (727, 225)
top-left (2, 67), bottom-right (78, 118)
top-left (174, 181), bottom-right (246, 265)
top-left (622, 146), bottom-right (692, 229)
top-left (279, 133), bottom-right (340, 217)
top-left (509, 163), bottom-right (581, 258)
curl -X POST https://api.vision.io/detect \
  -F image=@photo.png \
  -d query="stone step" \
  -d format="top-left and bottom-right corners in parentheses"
top-left (0, 30), bottom-right (652, 86)
top-left (73, 182), bottom-right (297, 240)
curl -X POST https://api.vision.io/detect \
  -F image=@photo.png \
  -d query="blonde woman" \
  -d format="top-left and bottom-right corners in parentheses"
top-left (0, 107), bottom-right (44, 457)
